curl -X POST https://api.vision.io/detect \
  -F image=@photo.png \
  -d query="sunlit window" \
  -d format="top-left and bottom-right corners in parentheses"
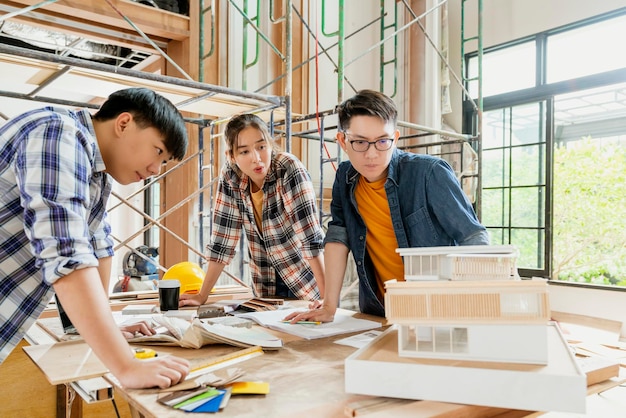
top-left (547, 14), bottom-right (626, 83)
top-left (468, 41), bottom-right (536, 97)
top-left (473, 10), bottom-right (626, 285)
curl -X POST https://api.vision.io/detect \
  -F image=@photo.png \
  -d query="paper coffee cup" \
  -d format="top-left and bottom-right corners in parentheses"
top-left (158, 279), bottom-right (180, 311)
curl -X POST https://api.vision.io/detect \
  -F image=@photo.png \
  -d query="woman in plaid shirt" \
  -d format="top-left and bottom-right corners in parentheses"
top-left (181, 114), bottom-right (326, 306)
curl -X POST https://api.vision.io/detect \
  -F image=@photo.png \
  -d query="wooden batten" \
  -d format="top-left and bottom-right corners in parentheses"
top-left (3, 0), bottom-right (190, 51)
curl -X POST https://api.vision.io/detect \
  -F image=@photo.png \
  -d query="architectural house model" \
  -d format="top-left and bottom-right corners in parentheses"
top-left (345, 245), bottom-right (587, 413)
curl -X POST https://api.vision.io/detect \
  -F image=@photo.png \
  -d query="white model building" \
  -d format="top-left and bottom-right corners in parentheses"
top-left (386, 245), bottom-right (549, 364)
top-left (345, 245), bottom-right (587, 413)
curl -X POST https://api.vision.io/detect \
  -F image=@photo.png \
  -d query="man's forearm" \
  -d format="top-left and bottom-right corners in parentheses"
top-left (307, 254), bottom-right (326, 296)
top-left (53, 268), bottom-right (135, 377)
top-left (322, 242), bottom-right (350, 311)
top-left (97, 256), bottom-right (113, 295)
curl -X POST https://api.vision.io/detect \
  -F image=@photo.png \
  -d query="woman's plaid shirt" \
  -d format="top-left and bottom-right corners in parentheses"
top-left (207, 152), bottom-right (324, 300)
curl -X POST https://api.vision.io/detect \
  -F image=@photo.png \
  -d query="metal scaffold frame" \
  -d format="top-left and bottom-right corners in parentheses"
top-left (0, 0), bottom-right (483, 296)
top-left (194, 0), bottom-right (483, 297)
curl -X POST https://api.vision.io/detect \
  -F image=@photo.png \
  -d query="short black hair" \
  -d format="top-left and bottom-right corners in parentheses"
top-left (336, 89), bottom-right (398, 132)
top-left (93, 87), bottom-right (188, 161)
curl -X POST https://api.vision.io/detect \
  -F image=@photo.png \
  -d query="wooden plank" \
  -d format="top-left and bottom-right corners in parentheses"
top-left (577, 355), bottom-right (620, 386)
top-left (4, 0), bottom-right (189, 42)
top-left (552, 311), bottom-right (622, 333)
top-left (23, 340), bottom-right (108, 385)
top-left (350, 400), bottom-right (522, 418)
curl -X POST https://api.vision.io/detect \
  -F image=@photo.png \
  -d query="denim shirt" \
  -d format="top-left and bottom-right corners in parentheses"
top-left (325, 148), bottom-right (489, 317)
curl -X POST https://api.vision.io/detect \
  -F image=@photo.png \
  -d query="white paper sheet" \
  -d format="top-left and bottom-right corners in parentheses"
top-left (233, 308), bottom-right (382, 340)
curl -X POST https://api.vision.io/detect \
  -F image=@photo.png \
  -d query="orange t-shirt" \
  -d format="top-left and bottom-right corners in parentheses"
top-left (355, 176), bottom-right (405, 299)
top-left (251, 188), bottom-right (264, 235)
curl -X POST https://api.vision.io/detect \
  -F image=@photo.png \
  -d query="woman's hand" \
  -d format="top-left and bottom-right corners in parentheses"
top-left (119, 321), bottom-right (155, 339)
top-left (308, 299), bottom-right (323, 310)
top-left (179, 292), bottom-right (206, 308)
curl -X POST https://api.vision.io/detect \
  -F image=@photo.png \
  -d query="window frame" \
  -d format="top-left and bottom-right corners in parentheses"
top-left (465, 8), bottom-right (626, 282)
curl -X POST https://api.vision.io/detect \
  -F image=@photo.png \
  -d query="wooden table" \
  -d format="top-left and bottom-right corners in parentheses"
top-left (105, 310), bottom-right (538, 418)
top-left (20, 304), bottom-right (626, 418)
top-left (114, 335), bottom-right (373, 418)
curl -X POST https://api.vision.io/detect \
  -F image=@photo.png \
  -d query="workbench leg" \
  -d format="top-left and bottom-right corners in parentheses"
top-left (129, 406), bottom-right (144, 418)
top-left (56, 384), bottom-right (81, 418)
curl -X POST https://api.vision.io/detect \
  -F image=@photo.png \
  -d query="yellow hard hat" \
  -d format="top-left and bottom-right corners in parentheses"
top-left (162, 261), bottom-right (205, 294)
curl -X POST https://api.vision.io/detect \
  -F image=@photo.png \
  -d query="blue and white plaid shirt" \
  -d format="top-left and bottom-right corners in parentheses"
top-left (0, 107), bottom-right (113, 363)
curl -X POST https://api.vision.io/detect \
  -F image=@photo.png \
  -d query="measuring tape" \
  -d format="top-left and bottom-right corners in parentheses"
top-left (133, 348), bottom-right (157, 359)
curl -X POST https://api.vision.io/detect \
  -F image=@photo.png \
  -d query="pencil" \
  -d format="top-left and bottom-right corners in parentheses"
top-left (280, 320), bottom-right (322, 325)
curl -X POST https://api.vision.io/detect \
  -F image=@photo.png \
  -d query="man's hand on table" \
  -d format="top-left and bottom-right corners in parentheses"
top-left (117, 356), bottom-right (190, 389)
top-left (283, 304), bottom-right (336, 323)
top-left (120, 321), bottom-right (156, 339)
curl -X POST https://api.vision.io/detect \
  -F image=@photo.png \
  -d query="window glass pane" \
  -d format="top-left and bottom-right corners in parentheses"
top-left (500, 293), bottom-right (541, 316)
top-left (511, 103), bottom-right (545, 146)
top-left (512, 228), bottom-right (544, 270)
top-left (468, 41), bottom-right (535, 97)
top-left (482, 148), bottom-right (509, 187)
top-left (434, 327), bottom-right (452, 353)
top-left (483, 108), bottom-right (510, 149)
top-left (482, 188), bottom-right (509, 227)
top-left (553, 133), bottom-right (626, 285)
top-left (555, 83), bottom-right (626, 144)
top-left (511, 145), bottom-right (545, 187)
top-left (487, 228), bottom-right (507, 245)
top-left (451, 328), bottom-right (468, 353)
top-left (510, 186), bottom-right (544, 228)
top-left (417, 326), bottom-right (434, 352)
top-left (547, 15), bottom-right (626, 83)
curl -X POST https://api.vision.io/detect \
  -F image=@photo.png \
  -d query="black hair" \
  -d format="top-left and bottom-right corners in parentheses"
top-left (93, 87), bottom-right (188, 161)
top-left (336, 89), bottom-right (398, 132)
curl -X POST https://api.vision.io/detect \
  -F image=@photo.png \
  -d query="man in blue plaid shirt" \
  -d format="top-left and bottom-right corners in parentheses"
top-left (0, 88), bottom-right (190, 389)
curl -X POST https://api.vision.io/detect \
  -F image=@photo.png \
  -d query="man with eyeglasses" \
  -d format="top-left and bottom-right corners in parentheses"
top-left (285, 89), bottom-right (489, 322)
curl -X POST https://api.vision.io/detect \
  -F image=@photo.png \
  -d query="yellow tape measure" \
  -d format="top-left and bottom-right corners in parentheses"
top-left (133, 348), bottom-right (157, 359)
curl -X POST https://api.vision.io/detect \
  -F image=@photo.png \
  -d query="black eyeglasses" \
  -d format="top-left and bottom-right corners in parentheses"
top-left (344, 133), bottom-right (394, 152)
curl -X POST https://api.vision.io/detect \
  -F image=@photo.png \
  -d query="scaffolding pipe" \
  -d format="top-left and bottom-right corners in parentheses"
top-left (0, 89), bottom-right (99, 109)
top-left (233, 0), bottom-right (285, 61)
top-left (284, 0), bottom-right (293, 153)
top-left (400, 0), bottom-right (477, 112)
top-left (199, 0), bottom-right (217, 80)
top-left (343, 0), bottom-right (448, 70)
top-left (398, 120), bottom-right (473, 141)
top-left (379, 1), bottom-right (399, 98)
top-left (0, 44), bottom-right (282, 107)
top-left (318, 115), bottom-right (326, 225)
top-left (103, 0), bottom-right (194, 81)
top-left (253, 5), bottom-right (380, 94)
top-left (198, 125), bottom-right (206, 266)
top-left (0, 0), bottom-right (59, 22)
top-left (337, 0), bottom-right (345, 102)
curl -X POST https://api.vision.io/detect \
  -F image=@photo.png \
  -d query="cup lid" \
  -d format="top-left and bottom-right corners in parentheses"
top-left (158, 279), bottom-right (180, 288)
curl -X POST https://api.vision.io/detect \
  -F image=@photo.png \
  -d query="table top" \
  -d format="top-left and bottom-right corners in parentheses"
top-left (112, 334), bottom-right (375, 418)
top-left (105, 308), bottom-right (540, 418)
top-left (26, 301), bottom-right (626, 418)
